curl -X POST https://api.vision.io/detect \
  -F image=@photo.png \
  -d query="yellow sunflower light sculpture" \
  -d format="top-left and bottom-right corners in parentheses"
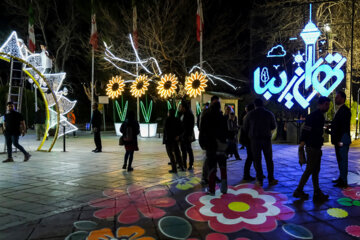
top-left (106, 76), bottom-right (125, 99)
top-left (157, 73), bottom-right (178, 98)
top-left (130, 75), bottom-right (150, 98)
top-left (184, 71), bottom-right (208, 98)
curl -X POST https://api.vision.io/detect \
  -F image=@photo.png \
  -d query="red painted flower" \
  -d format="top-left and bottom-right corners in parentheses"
top-left (185, 183), bottom-right (294, 233)
top-left (89, 184), bottom-right (176, 224)
top-left (342, 186), bottom-right (360, 200)
top-left (187, 233), bottom-right (249, 240)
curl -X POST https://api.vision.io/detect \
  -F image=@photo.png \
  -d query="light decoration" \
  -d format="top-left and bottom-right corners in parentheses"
top-left (115, 99), bottom-right (128, 122)
top-left (0, 31), bottom-right (77, 141)
top-left (140, 99), bottom-right (153, 123)
top-left (106, 75), bottom-right (125, 99)
top-left (267, 44), bottom-right (287, 57)
top-left (157, 73), bottom-right (178, 98)
top-left (253, 4), bottom-right (347, 109)
top-left (130, 74), bottom-right (150, 98)
top-left (184, 71), bottom-right (208, 98)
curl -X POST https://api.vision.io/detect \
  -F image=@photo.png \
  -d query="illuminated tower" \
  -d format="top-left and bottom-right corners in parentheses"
top-left (300, 4), bottom-right (321, 89)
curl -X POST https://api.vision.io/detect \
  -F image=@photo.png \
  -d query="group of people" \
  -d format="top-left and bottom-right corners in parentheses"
top-left (3, 92), bottom-right (352, 203)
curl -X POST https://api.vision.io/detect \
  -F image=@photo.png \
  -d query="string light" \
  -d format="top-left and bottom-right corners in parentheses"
top-left (130, 75), bottom-right (150, 98)
top-left (106, 75), bottom-right (125, 99)
top-left (157, 73), bottom-right (178, 98)
top-left (184, 71), bottom-right (208, 98)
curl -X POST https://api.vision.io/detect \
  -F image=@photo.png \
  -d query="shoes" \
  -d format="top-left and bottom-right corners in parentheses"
top-left (332, 177), bottom-right (341, 183)
top-left (333, 181), bottom-right (348, 189)
top-left (313, 191), bottom-right (329, 202)
top-left (188, 166), bottom-right (193, 171)
top-left (92, 149), bottom-right (97, 152)
top-left (215, 177), bottom-right (221, 183)
top-left (240, 145), bottom-right (245, 150)
top-left (179, 167), bottom-right (186, 172)
top-left (293, 189), bottom-right (309, 199)
top-left (220, 179), bottom-right (227, 194)
top-left (206, 191), bottom-right (215, 196)
top-left (94, 149), bottom-right (102, 153)
top-left (3, 158), bottom-right (14, 163)
top-left (269, 179), bottom-right (278, 186)
top-left (127, 167), bottom-right (134, 172)
top-left (122, 164), bottom-right (127, 169)
top-left (169, 170), bottom-right (177, 173)
top-left (24, 154), bottom-right (31, 162)
top-left (243, 176), bottom-right (256, 181)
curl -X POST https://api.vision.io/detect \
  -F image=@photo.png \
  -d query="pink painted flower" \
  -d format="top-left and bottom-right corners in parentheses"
top-left (346, 225), bottom-right (360, 237)
top-left (342, 186), bottom-right (360, 200)
top-left (187, 233), bottom-right (249, 240)
top-left (185, 183), bottom-right (294, 233)
top-left (89, 184), bottom-right (176, 224)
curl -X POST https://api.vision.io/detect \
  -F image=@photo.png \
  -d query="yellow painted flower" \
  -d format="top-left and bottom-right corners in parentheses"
top-left (106, 76), bottom-right (125, 99)
top-left (157, 74), bottom-right (178, 98)
top-left (327, 208), bottom-right (348, 218)
top-left (130, 75), bottom-right (150, 98)
top-left (184, 71), bottom-right (207, 98)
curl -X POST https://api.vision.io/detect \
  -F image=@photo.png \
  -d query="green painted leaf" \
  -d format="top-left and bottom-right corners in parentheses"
top-left (337, 198), bottom-right (353, 206)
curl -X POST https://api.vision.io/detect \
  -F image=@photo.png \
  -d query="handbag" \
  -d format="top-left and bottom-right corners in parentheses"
top-left (119, 136), bottom-right (125, 146)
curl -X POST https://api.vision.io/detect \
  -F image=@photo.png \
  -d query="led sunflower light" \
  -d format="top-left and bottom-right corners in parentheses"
top-left (130, 74), bottom-right (150, 98)
top-left (106, 75), bottom-right (125, 99)
top-left (184, 71), bottom-right (208, 98)
top-left (157, 73), bottom-right (178, 98)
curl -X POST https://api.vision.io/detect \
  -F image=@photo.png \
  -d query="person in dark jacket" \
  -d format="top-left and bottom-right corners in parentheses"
top-left (120, 111), bottom-right (140, 172)
top-left (164, 109), bottom-right (184, 173)
top-left (226, 111), bottom-right (241, 160)
top-left (328, 91), bottom-right (351, 188)
top-left (91, 103), bottom-right (102, 153)
top-left (3, 102), bottom-right (31, 163)
top-left (179, 101), bottom-right (195, 170)
top-left (240, 103), bottom-right (255, 181)
top-left (200, 101), bottom-right (228, 195)
top-left (243, 98), bottom-right (277, 186)
top-left (34, 106), bottom-right (45, 141)
top-left (293, 96), bottom-right (331, 201)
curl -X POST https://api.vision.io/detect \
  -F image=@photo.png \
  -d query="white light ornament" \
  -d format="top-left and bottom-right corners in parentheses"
top-left (253, 4), bottom-right (346, 109)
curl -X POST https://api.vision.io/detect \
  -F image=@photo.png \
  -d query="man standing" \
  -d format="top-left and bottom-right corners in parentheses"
top-left (243, 98), bottom-right (277, 186)
top-left (330, 91), bottom-right (351, 188)
top-left (293, 96), bottom-right (331, 201)
top-left (3, 102), bottom-right (31, 163)
top-left (91, 103), bottom-right (102, 153)
top-left (179, 101), bottom-right (195, 170)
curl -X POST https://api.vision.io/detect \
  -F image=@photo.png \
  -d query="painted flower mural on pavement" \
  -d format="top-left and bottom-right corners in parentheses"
top-left (187, 233), bottom-right (249, 240)
top-left (348, 171), bottom-right (360, 185)
top-left (86, 226), bottom-right (155, 240)
top-left (89, 184), bottom-right (176, 224)
top-left (167, 176), bottom-right (201, 190)
top-left (342, 186), bottom-right (360, 200)
top-left (185, 183), bottom-right (294, 233)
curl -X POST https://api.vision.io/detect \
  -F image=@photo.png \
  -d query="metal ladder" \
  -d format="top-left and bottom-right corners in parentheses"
top-left (3, 58), bottom-right (25, 153)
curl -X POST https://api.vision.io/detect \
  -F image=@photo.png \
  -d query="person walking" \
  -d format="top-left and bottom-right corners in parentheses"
top-left (227, 111), bottom-right (241, 160)
top-left (328, 91), bottom-right (351, 188)
top-left (120, 111), bottom-right (140, 172)
top-left (199, 101), bottom-right (228, 195)
top-left (240, 103), bottom-right (256, 181)
top-left (91, 103), bottom-right (102, 153)
top-left (164, 109), bottom-right (184, 173)
top-left (34, 106), bottom-right (45, 141)
top-left (243, 98), bottom-right (277, 186)
top-left (178, 101), bottom-right (195, 170)
top-left (67, 109), bottom-right (77, 137)
top-left (3, 102), bottom-right (31, 163)
top-left (293, 96), bottom-right (331, 201)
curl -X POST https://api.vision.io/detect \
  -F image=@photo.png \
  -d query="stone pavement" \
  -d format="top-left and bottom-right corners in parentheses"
top-left (0, 132), bottom-right (359, 239)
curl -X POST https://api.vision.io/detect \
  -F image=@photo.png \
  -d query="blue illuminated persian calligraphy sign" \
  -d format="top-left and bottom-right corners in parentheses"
top-left (254, 4), bottom-right (347, 109)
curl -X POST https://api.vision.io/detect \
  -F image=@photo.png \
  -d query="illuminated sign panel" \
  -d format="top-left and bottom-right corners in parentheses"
top-left (254, 5), bottom-right (346, 109)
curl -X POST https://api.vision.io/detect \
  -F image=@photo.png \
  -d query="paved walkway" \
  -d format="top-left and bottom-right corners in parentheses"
top-left (0, 132), bottom-right (359, 239)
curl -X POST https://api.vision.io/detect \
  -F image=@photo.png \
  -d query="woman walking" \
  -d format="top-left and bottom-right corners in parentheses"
top-left (120, 111), bottom-right (140, 172)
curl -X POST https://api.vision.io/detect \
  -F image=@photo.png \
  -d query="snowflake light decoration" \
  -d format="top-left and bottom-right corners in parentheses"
top-left (130, 74), bottom-right (150, 98)
top-left (184, 71), bottom-right (208, 98)
top-left (157, 73), bottom-right (178, 98)
top-left (106, 75), bottom-right (125, 99)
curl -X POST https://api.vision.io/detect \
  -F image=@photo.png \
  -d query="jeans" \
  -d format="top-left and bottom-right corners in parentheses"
top-left (243, 145), bottom-right (253, 178)
top-left (94, 130), bottom-right (102, 150)
top-left (5, 134), bottom-right (28, 158)
top-left (335, 145), bottom-right (349, 184)
top-left (180, 140), bottom-right (194, 168)
top-left (124, 150), bottom-right (134, 168)
top-left (250, 138), bottom-right (274, 181)
top-left (297, 147), bottom-right (322, 192)
top-left (166, 142), bottom-right (183, 171)
top-left (207, 150), bottom-right (227, 193)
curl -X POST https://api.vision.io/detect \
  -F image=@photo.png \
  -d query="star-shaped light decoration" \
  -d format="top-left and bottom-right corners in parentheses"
top-left (106, 76), bottom-right (125, 99)
top-left (184, 71), bottom-right (208, 98)
top-left (130, 75), bottom-right (150, 98)
top-left (157, 73), bottom-right (178, 98)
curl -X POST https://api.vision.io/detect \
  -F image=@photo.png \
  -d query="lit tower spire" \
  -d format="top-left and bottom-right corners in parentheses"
top-left (300, 4), bottom-right (321, 89)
